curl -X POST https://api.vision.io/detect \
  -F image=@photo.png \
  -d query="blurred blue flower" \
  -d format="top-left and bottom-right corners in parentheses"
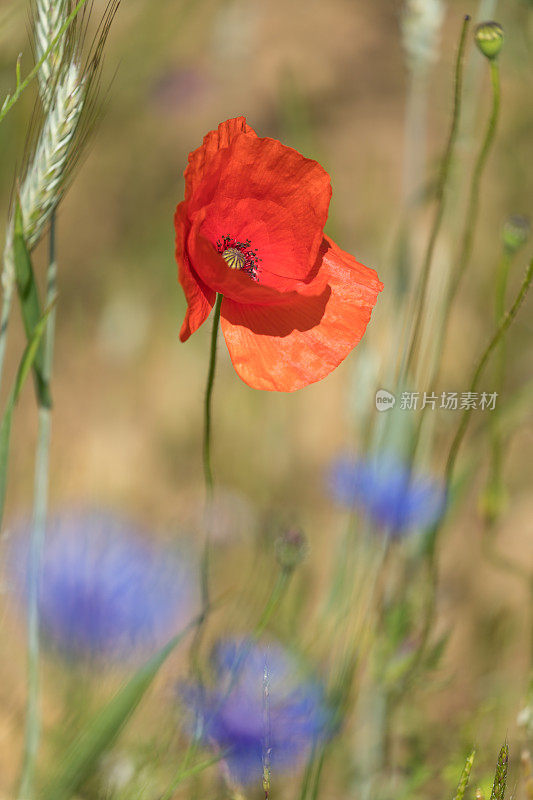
top-left (9, 509), bottom-right (197, 661)
top-left (329, 453), bottom-right (446, 535)
top-left (181, 638), bottom-right (331, 787)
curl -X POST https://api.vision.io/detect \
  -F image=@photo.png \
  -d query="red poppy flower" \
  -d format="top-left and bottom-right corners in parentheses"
top-left (175, 117), bottom-right (383, 392)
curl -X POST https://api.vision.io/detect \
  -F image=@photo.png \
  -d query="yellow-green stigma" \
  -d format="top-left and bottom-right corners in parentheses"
top-left (222, 247), bottom-right (246, 270)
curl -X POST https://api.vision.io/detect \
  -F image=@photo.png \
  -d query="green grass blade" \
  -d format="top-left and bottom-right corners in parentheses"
top-left (490, 743), bottom-right (509, 800)
top-left (13, 203), bottom-right (51, 408)
top-left (453, 750), bottom-right (476, 800)
top-left (41, 622), bottom-right (196, 800)
top-left (0, 304), bottom-right (53, 528)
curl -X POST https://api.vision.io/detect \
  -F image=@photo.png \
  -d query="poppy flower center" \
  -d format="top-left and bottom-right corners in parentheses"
top-left (222, 247), bottom-right (246, 270)
top-left (216, 234), bottom-right (261, 281)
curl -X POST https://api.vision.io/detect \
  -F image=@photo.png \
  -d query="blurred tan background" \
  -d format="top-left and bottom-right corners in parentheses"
top-left (0, 0), bottom-right (531, 795)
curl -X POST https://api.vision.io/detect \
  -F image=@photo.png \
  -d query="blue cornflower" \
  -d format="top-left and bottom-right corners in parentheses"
top-left (181, 638), bottom-right (331, 787)
top-left (8, 509), bottom-right (197, 661)
top-left (329, 453), bottom-right (446, 535)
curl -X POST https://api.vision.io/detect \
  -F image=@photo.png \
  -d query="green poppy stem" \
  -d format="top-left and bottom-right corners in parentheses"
top-left (199, 292), bottom-right (222, 609)
top-left (189, 292), bottom-right (222, 675)
top-left (202, 293), bottom-right (222, 500)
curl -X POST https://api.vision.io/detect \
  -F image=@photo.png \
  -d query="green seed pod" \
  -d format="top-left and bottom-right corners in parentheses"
top-left (474, 21), bottom-right (504, 59)
top-left (502, 215), bottom-right (530, 255)
top-left (275, 527), bottom-right (308, 571)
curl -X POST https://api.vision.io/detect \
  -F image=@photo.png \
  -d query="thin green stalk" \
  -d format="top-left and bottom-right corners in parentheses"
top-left (393, 260), bottom-right (532, 701)
top-left (18, 214), bottom-right (57, 800)
top-left (182, 564), bottom-right (293, 793)
top-left (255, 568), bottom-right (292, 638)
top-left (221, 566), bottom-right (294, 702)
top-left (160, 752), bottom-right (224, 800)
top-left (308, 744), bottom-right (328, 800)
top-left (446, 57), bottom-right (501, 312)
top-left (444, 258), bottom-right (532, 488)
top-left (189, 293), bottom-right (222, 674)
top-left (202, 293), bottom-right (222, 500)
top-left (486, 249), bottom-right (512, 508)
top-left (407, 54), bottom-right (502, 465)
top-left (400, 14), bottom-right (471, 382)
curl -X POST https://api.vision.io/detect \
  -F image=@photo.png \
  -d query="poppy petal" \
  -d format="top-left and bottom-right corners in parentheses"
top-left (219, 237), bottom-right (384, 391)
top-left (188, 135), bottom-right (331, 282)
top-left (184, 117), bottom-right (257, 201)
top-left (175, 202), bottom-right (216, 341)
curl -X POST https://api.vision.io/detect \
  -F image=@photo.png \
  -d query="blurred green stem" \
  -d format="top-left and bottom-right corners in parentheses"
top-left (446, 58), bottom-right (500, 312)
top-left (18, 213), bottom-right (57, 800)
top-left (408, 53), bottom-right (501, 463)
top-left (401, 14), bottom-right (470, 382)
top-left (485, 249), bottom-right (512, 509)
top-left (182, 564), bottom-right (293, 792)
top-left (392, 260), bottom-right (532, 702)
top-left (0, 282), bottom-right (13, 397)
top-left (255, 568), bottom-right (292, 638)
top-left (444, 258), bottom-right (532, 490)
top-left (160, 752), bottom-right (224, 800)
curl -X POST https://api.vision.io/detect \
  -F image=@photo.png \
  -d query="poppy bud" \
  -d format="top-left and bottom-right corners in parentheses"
top-left (502, 215), bottom-right (530, 255)
top-left (474, 21), bottom-right (504, 59)
top-left (275, 527), bottom-right (308, 571)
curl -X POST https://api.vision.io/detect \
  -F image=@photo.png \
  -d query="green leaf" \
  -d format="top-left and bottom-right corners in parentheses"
top-left (0, 304), bottom-right (53, 528)
top-left (453, 750), bottom-right (475, 800)
top-left (41, 623), bottom-right (195, 800)
top-left (13, 202), bottom-right (51, 408)
top-left (490, 743), bottom-right (509, 800)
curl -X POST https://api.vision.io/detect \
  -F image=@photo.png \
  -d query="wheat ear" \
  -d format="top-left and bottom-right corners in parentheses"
top-left (19, 62), bottom-right (85, 250)
top-left (35, 0), bottom-right (69, 109)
